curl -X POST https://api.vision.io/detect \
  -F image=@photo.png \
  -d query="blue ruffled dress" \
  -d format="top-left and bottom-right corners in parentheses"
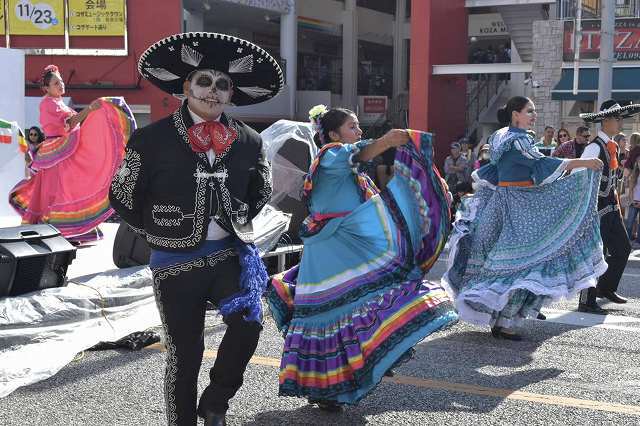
top-left (268, 132), bottom-right (458, 404)
top-left (443, 127), bottom-right (607, 328)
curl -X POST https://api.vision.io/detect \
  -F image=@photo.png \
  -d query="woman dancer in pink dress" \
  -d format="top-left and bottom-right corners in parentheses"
top-left (9, 65), bottom-right (136, 242)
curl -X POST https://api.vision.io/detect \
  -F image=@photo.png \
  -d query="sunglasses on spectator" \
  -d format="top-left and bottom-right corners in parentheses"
top-left (558, 134), bottom-right (569, 139)
top-left (29, 133), bottom-right (38, 137)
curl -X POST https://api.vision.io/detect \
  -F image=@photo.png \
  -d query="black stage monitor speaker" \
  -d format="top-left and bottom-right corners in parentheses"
top-left (0, 224), bottom-right (76, 298)
top-left (112, 222), bottom-right (150, 268)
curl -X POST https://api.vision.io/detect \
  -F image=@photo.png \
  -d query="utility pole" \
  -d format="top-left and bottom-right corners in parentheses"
top-left (597, 0), bottom-right (616, 108)
top-left (572, 0), bottom-right (582, 95)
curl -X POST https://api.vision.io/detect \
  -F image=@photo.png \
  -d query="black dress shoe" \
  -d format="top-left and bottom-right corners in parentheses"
top-left (203, 412), bottom-right (226, 426)
top-left (536, 313), bottom-right (546, 320)
top-left (490, 326), bottom-right (522, 341)
top-left (597, 290), bottom-right (628, 304)
top-left (577, 303), bottom-right (607, 315)
top-left (308, 399), bottom-right (343, 412)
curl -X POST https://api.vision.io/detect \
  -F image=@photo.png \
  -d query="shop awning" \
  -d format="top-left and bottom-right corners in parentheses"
top-left (551, 68), bottom-right (640, 101)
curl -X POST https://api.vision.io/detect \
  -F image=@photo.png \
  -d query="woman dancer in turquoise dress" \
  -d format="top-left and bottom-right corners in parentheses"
top-left (443, 96), bottom-right (606, 340)
top-left (267, 105), bottom-right (458, 410)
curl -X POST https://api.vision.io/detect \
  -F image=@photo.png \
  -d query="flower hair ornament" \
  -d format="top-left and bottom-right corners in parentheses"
top-left (309, 104), bottom-right (328, 145)
top-left (41, 64), bottom-right (60, 85)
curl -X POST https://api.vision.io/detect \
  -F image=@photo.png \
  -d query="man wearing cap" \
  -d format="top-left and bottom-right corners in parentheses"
top-left (444, 142), bottom-right (470, 188)
top-left (109, 32), bottom-right (283, 425)
top-left (577, 100), bottom-right (640, 314)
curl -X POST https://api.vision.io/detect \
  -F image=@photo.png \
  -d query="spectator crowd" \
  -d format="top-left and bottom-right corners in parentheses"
top-left (440, 127), bottom-right (640, 250)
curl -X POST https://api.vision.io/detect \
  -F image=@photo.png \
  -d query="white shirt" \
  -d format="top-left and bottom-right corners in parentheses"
top-left (187, 106), bottom-right (230, 240)
top-left (581, 130), bottom-right (611, 159)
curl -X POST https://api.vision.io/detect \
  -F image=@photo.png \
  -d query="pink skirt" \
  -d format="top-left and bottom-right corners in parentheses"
top-left (9, 97), bottom-right (136, 240)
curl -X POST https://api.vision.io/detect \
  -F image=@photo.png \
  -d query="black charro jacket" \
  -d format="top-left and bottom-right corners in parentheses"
top-left (109, 102), bottom-right (272, 251)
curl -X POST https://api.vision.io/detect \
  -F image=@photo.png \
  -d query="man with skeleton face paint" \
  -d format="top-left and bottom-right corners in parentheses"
top-left (110, 33), bottom-right (283, 426)
top-left (186, 70), bottom-right (233, 114)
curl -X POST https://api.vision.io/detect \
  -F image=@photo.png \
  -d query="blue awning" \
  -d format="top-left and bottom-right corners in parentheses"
top-left (551, 68), bottom-right (640, 101)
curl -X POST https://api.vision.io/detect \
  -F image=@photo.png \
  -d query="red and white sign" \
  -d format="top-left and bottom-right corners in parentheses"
top-left (358, 96), bottom-right (388, 124)
top-left (362, 96), bottom-right (387, 114)
top-left (563, 18), bottom-right (640, 61)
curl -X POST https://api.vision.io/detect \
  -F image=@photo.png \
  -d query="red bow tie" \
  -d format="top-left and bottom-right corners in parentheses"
top-left (187, 121), bottom-right (238, 155)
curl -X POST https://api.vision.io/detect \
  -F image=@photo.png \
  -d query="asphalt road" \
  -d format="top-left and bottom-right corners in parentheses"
top-left (1, 257), bottom-right (639, 425)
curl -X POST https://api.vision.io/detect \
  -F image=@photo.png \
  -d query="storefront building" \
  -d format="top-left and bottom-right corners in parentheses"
top-left (8, 0), bottom-right (418, 130)
top-left (532, 8), bottom-right (640, 137)
top-left (6, 0), bottom-right (183, 127)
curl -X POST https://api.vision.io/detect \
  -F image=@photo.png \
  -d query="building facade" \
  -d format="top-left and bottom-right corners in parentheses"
top-left (13, 0), bottom-right (184, 127)
top-left (532, 3), bottom-right (640, 137)
top-left (10, 0), bottom-right (418, 130)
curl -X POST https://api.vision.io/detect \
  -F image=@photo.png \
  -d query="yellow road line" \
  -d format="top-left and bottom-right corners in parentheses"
top-left (146, 343), bottom-right (640, 416)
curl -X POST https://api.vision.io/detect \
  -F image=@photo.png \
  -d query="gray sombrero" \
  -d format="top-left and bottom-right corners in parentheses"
top-left (580, 99), bottom-right (640, 123)
top-left (138, 32), bottom-right (284, 106)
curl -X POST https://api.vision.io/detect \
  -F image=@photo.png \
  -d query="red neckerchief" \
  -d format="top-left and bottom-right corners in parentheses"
top-left (187, 121), bottom-right (238, 155)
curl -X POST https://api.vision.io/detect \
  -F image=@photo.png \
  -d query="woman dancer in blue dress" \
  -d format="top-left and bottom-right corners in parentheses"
top-left (267, 105), bottom-right (458, 410)
top-left (443, 96), bottom-right (606, 340)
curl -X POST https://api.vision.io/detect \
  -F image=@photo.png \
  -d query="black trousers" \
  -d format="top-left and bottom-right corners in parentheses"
top-left (581, 211), bottom-right (631, 304)
top-left (152, 248), bottom-right (262, 426)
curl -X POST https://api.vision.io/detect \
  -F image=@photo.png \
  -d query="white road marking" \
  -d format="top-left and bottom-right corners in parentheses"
top-left (539, 308), bottom-right (640, 332)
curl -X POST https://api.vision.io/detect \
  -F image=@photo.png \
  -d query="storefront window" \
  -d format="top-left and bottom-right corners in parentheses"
top-left (358, 40), bottom-right (393, 97)
top-left (297, 32), bottom-right (342, 94)
top-left (562, 100), bottom-right (596, 117)
top-left (356, 0), bottom-right (396, 15)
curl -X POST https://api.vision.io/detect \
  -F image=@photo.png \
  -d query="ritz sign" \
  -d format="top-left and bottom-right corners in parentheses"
top-left (563, 18), bottom-right (640, 61)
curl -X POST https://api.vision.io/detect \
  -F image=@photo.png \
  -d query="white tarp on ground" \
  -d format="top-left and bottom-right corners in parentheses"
top-left (0, 266), bottom-right (159, 398)
top-left (0, 206), bottom-right (291, 398)
top-left (252, 204), bottom-right (291, 255)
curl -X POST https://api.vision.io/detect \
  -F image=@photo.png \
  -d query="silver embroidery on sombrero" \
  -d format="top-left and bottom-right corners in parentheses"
top-left (228, 54), bottom-right (253, 73)
top-left (144, 67), bottom-right (181, 81)
top-left (136, 32), bottom-right (285, 101)
top-left (181, 44), bottom-right (203, 67)
top-left (237, 86), bottom-right (272, 99)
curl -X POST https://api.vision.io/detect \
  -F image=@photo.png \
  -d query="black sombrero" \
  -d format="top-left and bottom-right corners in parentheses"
top-left (580, 99), bottom-right (640, 123)
top-left (138, 32), bottom-right (284, 106)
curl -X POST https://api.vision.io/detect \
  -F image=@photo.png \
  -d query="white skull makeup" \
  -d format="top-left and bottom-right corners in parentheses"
top-left (187, 69), bottom-right (233, 108)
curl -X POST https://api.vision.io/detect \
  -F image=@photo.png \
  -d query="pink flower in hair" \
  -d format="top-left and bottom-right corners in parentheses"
top-left (44, 64), bottom-right (59, 74)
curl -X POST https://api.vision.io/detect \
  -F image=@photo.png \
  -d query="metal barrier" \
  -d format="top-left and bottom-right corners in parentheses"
top-left (262, 244), bottom-right (303, 273)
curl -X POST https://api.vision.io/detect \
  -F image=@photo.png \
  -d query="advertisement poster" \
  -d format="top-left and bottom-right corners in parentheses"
top-left (69, 0), bottom-right (125, 36)
top-left (8, 0), bottom-right (64, 35)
